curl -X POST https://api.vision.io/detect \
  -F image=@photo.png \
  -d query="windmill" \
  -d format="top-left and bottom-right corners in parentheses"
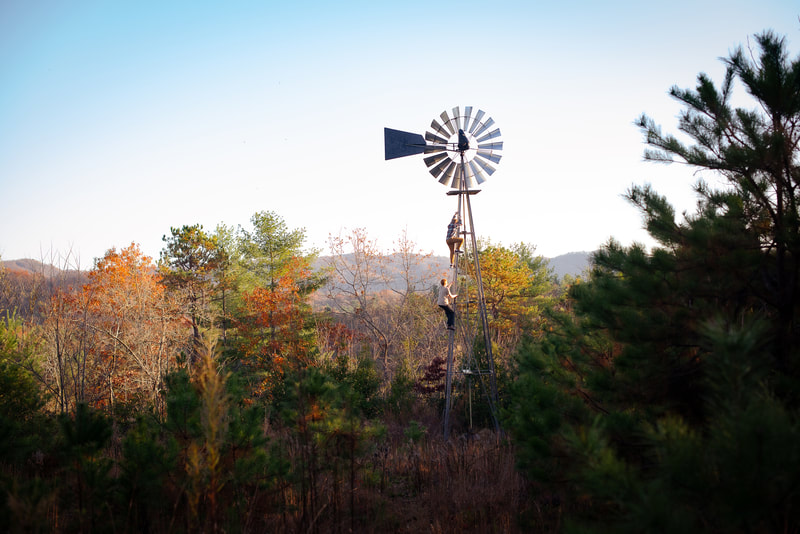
top-left (384, 106), bottom-right (503, 439)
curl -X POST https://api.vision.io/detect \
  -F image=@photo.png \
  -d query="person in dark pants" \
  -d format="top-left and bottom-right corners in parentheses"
top-left (437, 277), bottom-right (458, 330)
top-left (446, 213), bottom-right (464, 268)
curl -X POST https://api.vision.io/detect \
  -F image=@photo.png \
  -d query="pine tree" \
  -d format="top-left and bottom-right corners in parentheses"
top-left (636, 30), bottom-right (800, 379)
top-left (159, 224), bottom-right (227, 351)
top-left (510, 30), bottom-right (800, 532)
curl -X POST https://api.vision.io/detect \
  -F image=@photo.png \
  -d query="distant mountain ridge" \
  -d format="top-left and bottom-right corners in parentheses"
top-left (1, 258), bottom-right (87, 279)
top-left (2, 251), bottom-right (592, 284)
top-left (422, 251), bottom-right (593, 280)
top-left (2, 258), bottom-right (61, 276)
top-left (311, 251), bottom-right (592, 287)
top-left (548, 251), bottom-right (593, 279)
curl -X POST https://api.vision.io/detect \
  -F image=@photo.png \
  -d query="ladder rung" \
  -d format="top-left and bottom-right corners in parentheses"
top-left (461, 369), bottom-right (492, 375)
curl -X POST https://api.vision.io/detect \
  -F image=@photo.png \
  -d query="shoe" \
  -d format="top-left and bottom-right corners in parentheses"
top-left (447, 326), bottom-right (455, 331)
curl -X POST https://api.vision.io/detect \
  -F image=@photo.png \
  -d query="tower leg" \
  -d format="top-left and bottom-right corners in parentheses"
top-left (443, 329), bottom-right (455, 440)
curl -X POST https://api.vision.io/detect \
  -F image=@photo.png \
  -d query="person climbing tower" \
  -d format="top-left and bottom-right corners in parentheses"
top-left (437, 276), bottom-right (458, 331)
top-left (446, 212), bottom-right (463, 268)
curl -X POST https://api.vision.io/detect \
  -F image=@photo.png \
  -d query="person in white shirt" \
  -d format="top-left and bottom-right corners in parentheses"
top-left (437, 277), bottom-right (458, 330)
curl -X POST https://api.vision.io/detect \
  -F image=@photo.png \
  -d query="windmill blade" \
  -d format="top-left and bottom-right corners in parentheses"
top-left (468, 109), bottom-right (485, 135)
top-left (450, 167), bottom-right (462, 189)
top-left (454, 162), bottom-right (465, 187)
top-left (424, 152), bottom-right (449, 168)
top-left (476, 150), bottom-right (502, 164)
top-left (473, 117), bottom-right (496, 138)
top-left (440, 161), bottom-right (457, 185)
top-left (462, 163), bottom-right (477, 189)
top-left (462, 160), bottom-right (475, 183)
top-left (425, 131), bottom-right (449, 144)
top-left (464, 106), bottom-right (473, 129)
top-left (428, 158), bottom-right (451, 180)
top-left (384, 128), bottom-right (427, 160)
top-left (452, 107), bottom-right (461, 130)
top-left (430, 118), bottom-right (450, 137)
top-left (473, 156), bottom-right (497, 176)
top-left (424, 145), bottom-right (448, 154)
top-left (468, 161), bottom-right (487, 184)
top-left (440, 110), bottom-right (456, 135)
top-left (477, 141), bottom-right (503, 151)
top-left (433, 161), bottom-right (456, 187)
top-left (477, 128), bottom-right (502, 143)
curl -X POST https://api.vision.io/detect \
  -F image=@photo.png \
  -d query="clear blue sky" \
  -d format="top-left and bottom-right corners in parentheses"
top-left (1, 1), bottom-right (798, 267)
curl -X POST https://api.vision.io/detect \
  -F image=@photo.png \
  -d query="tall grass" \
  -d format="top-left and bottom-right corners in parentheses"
top-left (4, 423), bottom-right (559, 533)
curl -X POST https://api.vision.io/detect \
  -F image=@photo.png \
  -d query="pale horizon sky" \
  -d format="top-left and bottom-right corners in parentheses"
top-left (2, 1), bottom-right (799, 268)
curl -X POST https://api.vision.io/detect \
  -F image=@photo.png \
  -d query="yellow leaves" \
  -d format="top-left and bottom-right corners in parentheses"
top-left (476, 246), bottom-right (540, 336)
top-left (185, 339), bottom-right (229, 521)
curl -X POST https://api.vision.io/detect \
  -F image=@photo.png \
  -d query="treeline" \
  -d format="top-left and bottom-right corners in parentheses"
top-left (0, 212), bottom-right (553, 532)
top-left (2, 29), bottom-right (800, 533)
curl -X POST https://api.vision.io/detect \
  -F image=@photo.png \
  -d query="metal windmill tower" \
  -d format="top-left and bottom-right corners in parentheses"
top-left (384, 106), bottom-right (503, 439)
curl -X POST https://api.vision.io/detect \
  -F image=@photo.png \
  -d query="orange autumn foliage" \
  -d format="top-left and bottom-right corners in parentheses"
top-left (89, 244), bottom-right (185, 409)
top-left (44, 243), bottom-right (186, 413)
top-left (238, 256), bottom-right (315, 398)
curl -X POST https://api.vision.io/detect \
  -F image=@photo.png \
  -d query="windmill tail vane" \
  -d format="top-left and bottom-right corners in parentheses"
top-left (383, 107), bottom-right (503, 189)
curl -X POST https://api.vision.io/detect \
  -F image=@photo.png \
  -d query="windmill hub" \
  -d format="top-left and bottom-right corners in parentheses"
top-left (431, 129), bottom-right (478, 159)
top-left (456, 129), bottom-right (471, 153)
